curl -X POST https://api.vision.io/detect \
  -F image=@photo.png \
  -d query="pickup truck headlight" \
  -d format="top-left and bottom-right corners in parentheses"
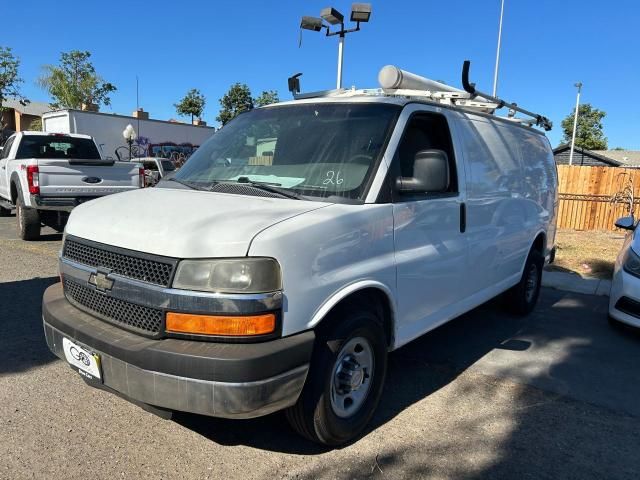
top-left (623, 247), bottom-right (640, 278)
top-left (172, 258), bottom-right (282, 294)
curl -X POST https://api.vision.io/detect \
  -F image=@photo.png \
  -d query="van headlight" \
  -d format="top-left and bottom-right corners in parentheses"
top-left (172, 258), bottom-right (282, 293)
top-left (623, 247), bottom-right (640, 278)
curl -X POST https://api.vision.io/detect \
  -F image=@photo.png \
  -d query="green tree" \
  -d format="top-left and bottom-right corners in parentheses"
top-left (175, 88), bottom-right (206, 122)
top-left (254, 90), bottom-right (280, 107)
top-left (0, 46), bottom-right (28, 134)
top-left (216, 83), bottom-right (253, 126)
top-left (561, 103), bottom-right (608, 150)
top-left (38, 50), bottom-right (116, 110)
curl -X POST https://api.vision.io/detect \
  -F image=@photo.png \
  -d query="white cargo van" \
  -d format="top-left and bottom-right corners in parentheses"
top-left (43, 64), bottom-right (557, 446)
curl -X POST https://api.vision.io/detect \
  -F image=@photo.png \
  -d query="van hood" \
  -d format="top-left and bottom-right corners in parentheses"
top-left (65, 188), bottom-right (330, 258)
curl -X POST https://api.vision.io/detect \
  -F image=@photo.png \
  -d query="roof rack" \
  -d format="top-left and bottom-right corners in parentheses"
top-left (461, 60), bottom-right (552, 131)
top-left (287, 61), bottom-right (552, 131)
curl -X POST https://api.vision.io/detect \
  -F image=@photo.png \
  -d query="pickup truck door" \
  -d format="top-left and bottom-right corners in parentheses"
top-left (391, 108), bottom-right (469, 344)
top-left (0, 136), bottom-right (16, 200)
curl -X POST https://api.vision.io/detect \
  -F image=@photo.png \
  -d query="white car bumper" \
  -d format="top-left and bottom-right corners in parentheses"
top-left (609, 266), bottom-right (640, 328)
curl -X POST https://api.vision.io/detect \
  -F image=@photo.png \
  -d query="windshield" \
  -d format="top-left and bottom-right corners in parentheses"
top-left (16, 135), bottom-right (100, 160)
top-left (173, 103), bottom-right (399, 201)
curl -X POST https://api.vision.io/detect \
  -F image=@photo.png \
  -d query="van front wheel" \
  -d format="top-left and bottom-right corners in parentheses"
top-left (505, 249), bottom-right (544, 315)
top-left (285, 307), bottom-right (388, 446)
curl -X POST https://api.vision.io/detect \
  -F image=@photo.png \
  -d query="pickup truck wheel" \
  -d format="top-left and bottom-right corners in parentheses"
top-left (16, 195), bottom-right (41, 241)
top-left (504, 249), bottom-right (543, 315)
top-left (285, 307), bottom-right (388, 446)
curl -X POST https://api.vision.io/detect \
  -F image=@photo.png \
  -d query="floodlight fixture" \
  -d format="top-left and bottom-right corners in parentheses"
top-left (298, 4), bottom-right (372, 89)
top-left (300, 16), bottom-right (324, 31)
top-left (350, 3), bottom-right (371, 22)
top-left (321, 7), bottom-right (345, 25)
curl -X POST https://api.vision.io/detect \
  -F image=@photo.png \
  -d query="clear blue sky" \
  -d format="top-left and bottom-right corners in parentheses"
top-left (7, 0), bottom-right (640, 148)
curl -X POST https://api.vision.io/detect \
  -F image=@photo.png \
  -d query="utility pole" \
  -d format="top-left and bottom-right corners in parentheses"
top-left (492, 0), bottom-right (505, 97)
top-left (568, 82), bottom-right (583, 166)
top-left (336, 34), bottom-right (345, 89)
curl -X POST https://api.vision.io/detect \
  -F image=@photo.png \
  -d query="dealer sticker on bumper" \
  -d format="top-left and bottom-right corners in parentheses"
top-left (62, 337), bottom-right (102, 382)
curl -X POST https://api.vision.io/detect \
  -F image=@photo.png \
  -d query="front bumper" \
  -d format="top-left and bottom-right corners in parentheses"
top-left (609, 267), bottom-right (640, 328)
top-left (43, 283), bottom-right (314, 418)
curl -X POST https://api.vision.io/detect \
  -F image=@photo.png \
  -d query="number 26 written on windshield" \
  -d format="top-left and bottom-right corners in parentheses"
top-left (323, 170), bottom-right (344, 186)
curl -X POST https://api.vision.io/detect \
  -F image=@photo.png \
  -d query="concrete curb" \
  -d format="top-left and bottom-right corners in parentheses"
top-left (542, 270), bottom-right (611, 297)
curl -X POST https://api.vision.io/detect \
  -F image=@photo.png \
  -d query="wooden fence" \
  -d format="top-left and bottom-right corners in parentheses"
top-left (557, 165), bottom-right (640, 230)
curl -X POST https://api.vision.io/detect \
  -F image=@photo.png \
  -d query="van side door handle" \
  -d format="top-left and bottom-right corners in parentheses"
top-left (460, 202), bottom-right (466, 233)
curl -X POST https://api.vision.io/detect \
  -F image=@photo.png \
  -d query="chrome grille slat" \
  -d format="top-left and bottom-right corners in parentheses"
top-left (64, 278), bottom-right (163, 335)
top-left (63, 238), bottom-right (175, 287)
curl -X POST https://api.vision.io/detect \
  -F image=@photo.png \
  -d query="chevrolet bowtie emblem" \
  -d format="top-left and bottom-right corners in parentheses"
top-left (89, 272), bottom-right (114, 292)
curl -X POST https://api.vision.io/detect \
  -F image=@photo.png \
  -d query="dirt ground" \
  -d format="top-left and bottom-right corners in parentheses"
top-left (547, 228), bottom-right (627, 279)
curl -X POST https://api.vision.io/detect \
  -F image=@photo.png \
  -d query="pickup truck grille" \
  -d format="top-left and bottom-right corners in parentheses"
top-left (64, 278), bottom-right (163, 336)
top-left (63, 237), bottom-right (176, 287)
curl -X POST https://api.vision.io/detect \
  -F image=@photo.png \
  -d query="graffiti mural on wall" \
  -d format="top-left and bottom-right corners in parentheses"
top-left (148, 142), bottom-right (199, 166)
top-left (115, 136), bottom-right (199, 165)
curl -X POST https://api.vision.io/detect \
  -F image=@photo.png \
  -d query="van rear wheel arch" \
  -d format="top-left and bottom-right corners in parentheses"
top-left (532, 232), bottom-right (546, 256)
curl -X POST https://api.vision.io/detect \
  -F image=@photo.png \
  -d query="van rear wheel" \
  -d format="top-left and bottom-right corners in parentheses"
top-left (16, 194), bottom-right (41, 241)
top-left (505, 249), bottom-right (543, 315)
top-left (285, 306), bottom-right (388, 446)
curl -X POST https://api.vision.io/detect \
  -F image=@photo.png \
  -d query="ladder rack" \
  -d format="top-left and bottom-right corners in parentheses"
top-left (287, 61), bottom-right (553, 131)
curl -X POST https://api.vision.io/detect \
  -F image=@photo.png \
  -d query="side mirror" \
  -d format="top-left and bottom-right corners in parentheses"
top-left (396, 149), bottom-right (450, 194)
top-left (615, 215), bottom-right (635, 230)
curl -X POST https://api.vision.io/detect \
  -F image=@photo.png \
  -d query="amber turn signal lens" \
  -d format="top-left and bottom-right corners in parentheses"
top-left (166, 312), bottom-right (276, 336)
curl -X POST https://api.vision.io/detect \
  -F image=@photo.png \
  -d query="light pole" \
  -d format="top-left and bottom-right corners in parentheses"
top-left (492, 0), bottom-right (505, 97)
top-left (300, 4), bottom-right (372, 89)
top-left (123, 124), bottom-right (137, 160)
top-left (568, 82), bottom-right (583, 166)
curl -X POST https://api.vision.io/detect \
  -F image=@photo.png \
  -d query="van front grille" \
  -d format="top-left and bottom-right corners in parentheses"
top-left (64, 278), bottom-right (164, 336)
top-left (63, 237), bottom-right (176, 287)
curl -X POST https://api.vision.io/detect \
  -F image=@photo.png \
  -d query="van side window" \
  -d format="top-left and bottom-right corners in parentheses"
top-left (397, 114), bottom-right (457, 194)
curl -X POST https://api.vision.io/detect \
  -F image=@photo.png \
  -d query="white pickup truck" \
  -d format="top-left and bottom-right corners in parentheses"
top-left (0, 131), bottom-right (144, 240)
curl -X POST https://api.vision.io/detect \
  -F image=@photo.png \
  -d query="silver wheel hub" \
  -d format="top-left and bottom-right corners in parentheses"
top-left (330, 337), bottom-right (374, 418)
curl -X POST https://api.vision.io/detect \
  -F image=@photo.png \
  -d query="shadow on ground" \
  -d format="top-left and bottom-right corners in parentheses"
top-left (546, 257), bottom-right (615, 279)
top-left (175, 289), bottom-right (640, 478)
top-left (37, 232), bottom-right (64, 242)
top-left (0, 277), bottom-right (59, 375)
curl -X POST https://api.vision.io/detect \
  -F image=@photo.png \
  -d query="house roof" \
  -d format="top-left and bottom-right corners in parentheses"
top-left (553, 144), bottom-right (621, 166)
top-left (1, 98), bottom-right (52, 117)
top-left (593, 150), bottom-right (640, 167)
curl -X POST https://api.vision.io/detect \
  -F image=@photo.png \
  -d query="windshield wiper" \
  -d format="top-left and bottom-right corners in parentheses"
top-left (167, 178), bottom-right (210, 191)
top-left (233, 177), bottom-right (306, 200)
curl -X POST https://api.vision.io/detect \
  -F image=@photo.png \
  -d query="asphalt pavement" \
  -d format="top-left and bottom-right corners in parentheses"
top-left (0, 213), bottom-right (639, 480)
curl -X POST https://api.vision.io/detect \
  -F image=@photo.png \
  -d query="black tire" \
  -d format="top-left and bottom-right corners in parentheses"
top-left (0, 205), bottom-right (11, 217)
top-left (505, 249), bottom-right (544, 315)
top-left (16, 193), bottom-right (41, 241)
top-left (285, 305), bottom-right (388, 446)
